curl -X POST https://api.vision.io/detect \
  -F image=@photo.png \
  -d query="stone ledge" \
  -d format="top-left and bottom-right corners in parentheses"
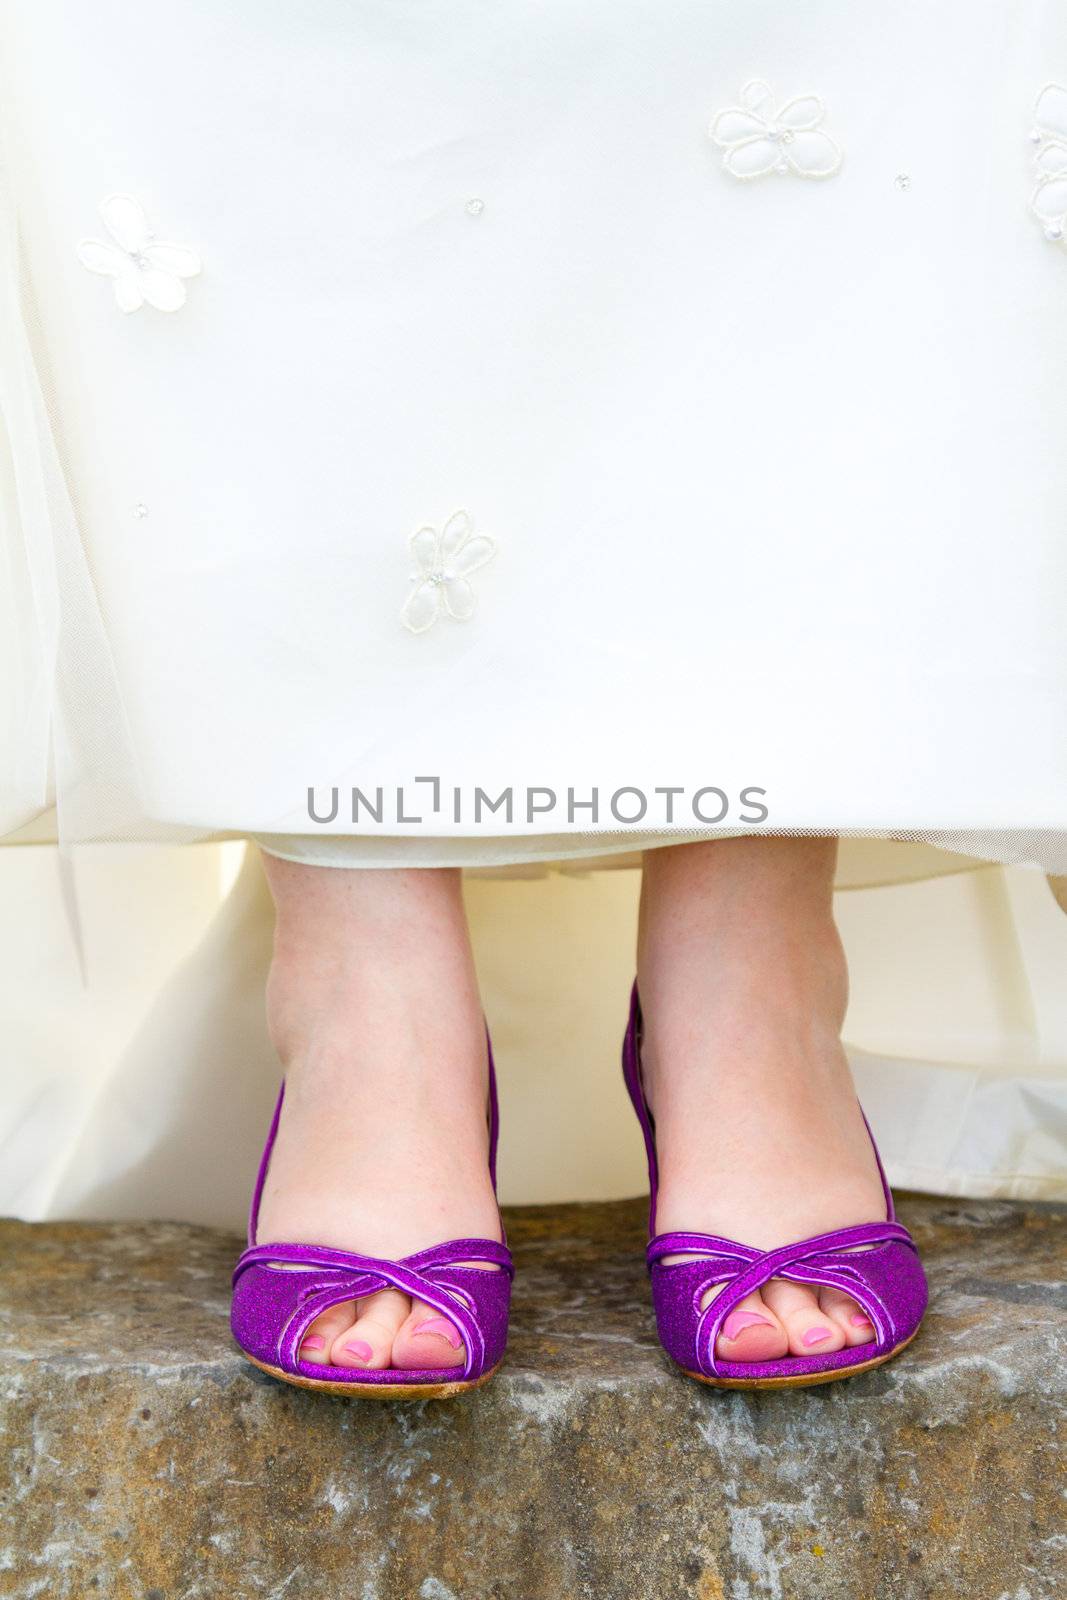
top-left (1, 1196), bottom-right (1064, 1600)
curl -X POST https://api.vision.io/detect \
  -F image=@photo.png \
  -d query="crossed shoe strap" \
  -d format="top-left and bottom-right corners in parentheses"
top-left (647, 1220), bottom-right (916, 1377)
top-left (235, 1237), bottom-right (513, 1380)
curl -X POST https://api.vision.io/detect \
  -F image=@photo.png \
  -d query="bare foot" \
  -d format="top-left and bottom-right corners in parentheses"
top-left (254, 857), bottom-right (502, 1372)
top-left (638, 838), bottom-right (886, 1366)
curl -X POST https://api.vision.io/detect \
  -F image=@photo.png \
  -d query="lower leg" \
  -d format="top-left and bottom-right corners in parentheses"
top-left (637, 836), bottom-right (886, 1362)
top-left (255, 854), bottom-right (500, 1370)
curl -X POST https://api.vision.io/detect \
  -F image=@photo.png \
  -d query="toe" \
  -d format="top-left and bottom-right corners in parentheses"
top-left (818, 1285), bottom-right (876, 1346)
top-left (391, 1297), bottom-right (466, 1371)
top-left (329, 1288), bottom-right (410, 1370)
top-left (762, 1279), bottom-right (846, 1358)
top-left (298, 1299), bottom-right (357, 1365)
top-left (707, 1285), bottom-right (789, 1365)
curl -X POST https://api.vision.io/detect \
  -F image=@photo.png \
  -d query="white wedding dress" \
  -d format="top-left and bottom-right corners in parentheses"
top-left (2, 3), bottom-right (1067, 1224)
top-left (1, 0), bottom-right (1066, 872)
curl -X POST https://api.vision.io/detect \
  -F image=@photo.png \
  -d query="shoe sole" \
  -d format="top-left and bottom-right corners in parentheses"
top-left (680, 1328), bottom-right (920, 1390)
top-left (241, 1351), bottom-right (501, 1399)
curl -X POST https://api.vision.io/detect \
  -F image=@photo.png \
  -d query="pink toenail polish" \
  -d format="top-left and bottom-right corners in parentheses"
top-left (722, 1310), bottom-right (773, 1340)
top-left (850, 1313), bottom-right (873, 1328)
top-left (301, 1335), bottom-right (325, 1351)
top-left (802, 1326), bottom-right (833, 1347)
top-left (343, 1339), bottom-right (374, 1362)
top-left (413, 1317), bottom-right (462, 1349)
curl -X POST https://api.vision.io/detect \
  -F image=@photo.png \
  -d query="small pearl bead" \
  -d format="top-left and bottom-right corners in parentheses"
top-left (465, 198), bottom-right (485, 216)
top-left (133, 502), bottom-right (149, 519)
top-left (895, 173), bottom-right (911, 191)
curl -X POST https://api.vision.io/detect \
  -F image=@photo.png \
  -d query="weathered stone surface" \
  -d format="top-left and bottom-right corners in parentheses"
top-left (1, 1196), bottom-right (1063, 1600)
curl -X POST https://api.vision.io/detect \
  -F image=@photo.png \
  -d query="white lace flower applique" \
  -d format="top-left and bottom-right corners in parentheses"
top-left (1029, 84), bottom-right (1067, 243)
top-left (77, 194), bottom-right (202, 312)
top-left (401, 510), bottom-right (497, 634)
top-left (710, 79), bottom-right (844, 182)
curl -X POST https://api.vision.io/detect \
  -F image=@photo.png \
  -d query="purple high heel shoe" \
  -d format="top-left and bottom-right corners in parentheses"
top-left (231, 1037), bottom-right (513, 1398)
top-left (622, 985), bottom-right (928, 1389)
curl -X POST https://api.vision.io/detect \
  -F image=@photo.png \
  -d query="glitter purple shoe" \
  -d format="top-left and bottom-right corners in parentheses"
top-left (231, 1037), bottom-right (513, 1398)
top-left (622, 984), bottom-right (927, 1389)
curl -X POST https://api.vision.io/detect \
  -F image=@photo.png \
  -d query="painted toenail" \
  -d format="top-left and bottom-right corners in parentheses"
top-left (802, 1326), bottom-right (833, 1347)
top-left (722, 1310), bottom-right (773, 1340)
top-left (413, 1317), bottom-right (462, 1349)
top-left (850, 1313), bottom-right (873, 1328)
top-left (301, 1335), bottom-right (325, 1351)
top-left (343, 1339), bottom-right (374, 1362)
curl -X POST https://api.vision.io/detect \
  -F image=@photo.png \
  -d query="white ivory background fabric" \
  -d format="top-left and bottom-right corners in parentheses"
top-left (2, 843), bottom-right (1065, 1228)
